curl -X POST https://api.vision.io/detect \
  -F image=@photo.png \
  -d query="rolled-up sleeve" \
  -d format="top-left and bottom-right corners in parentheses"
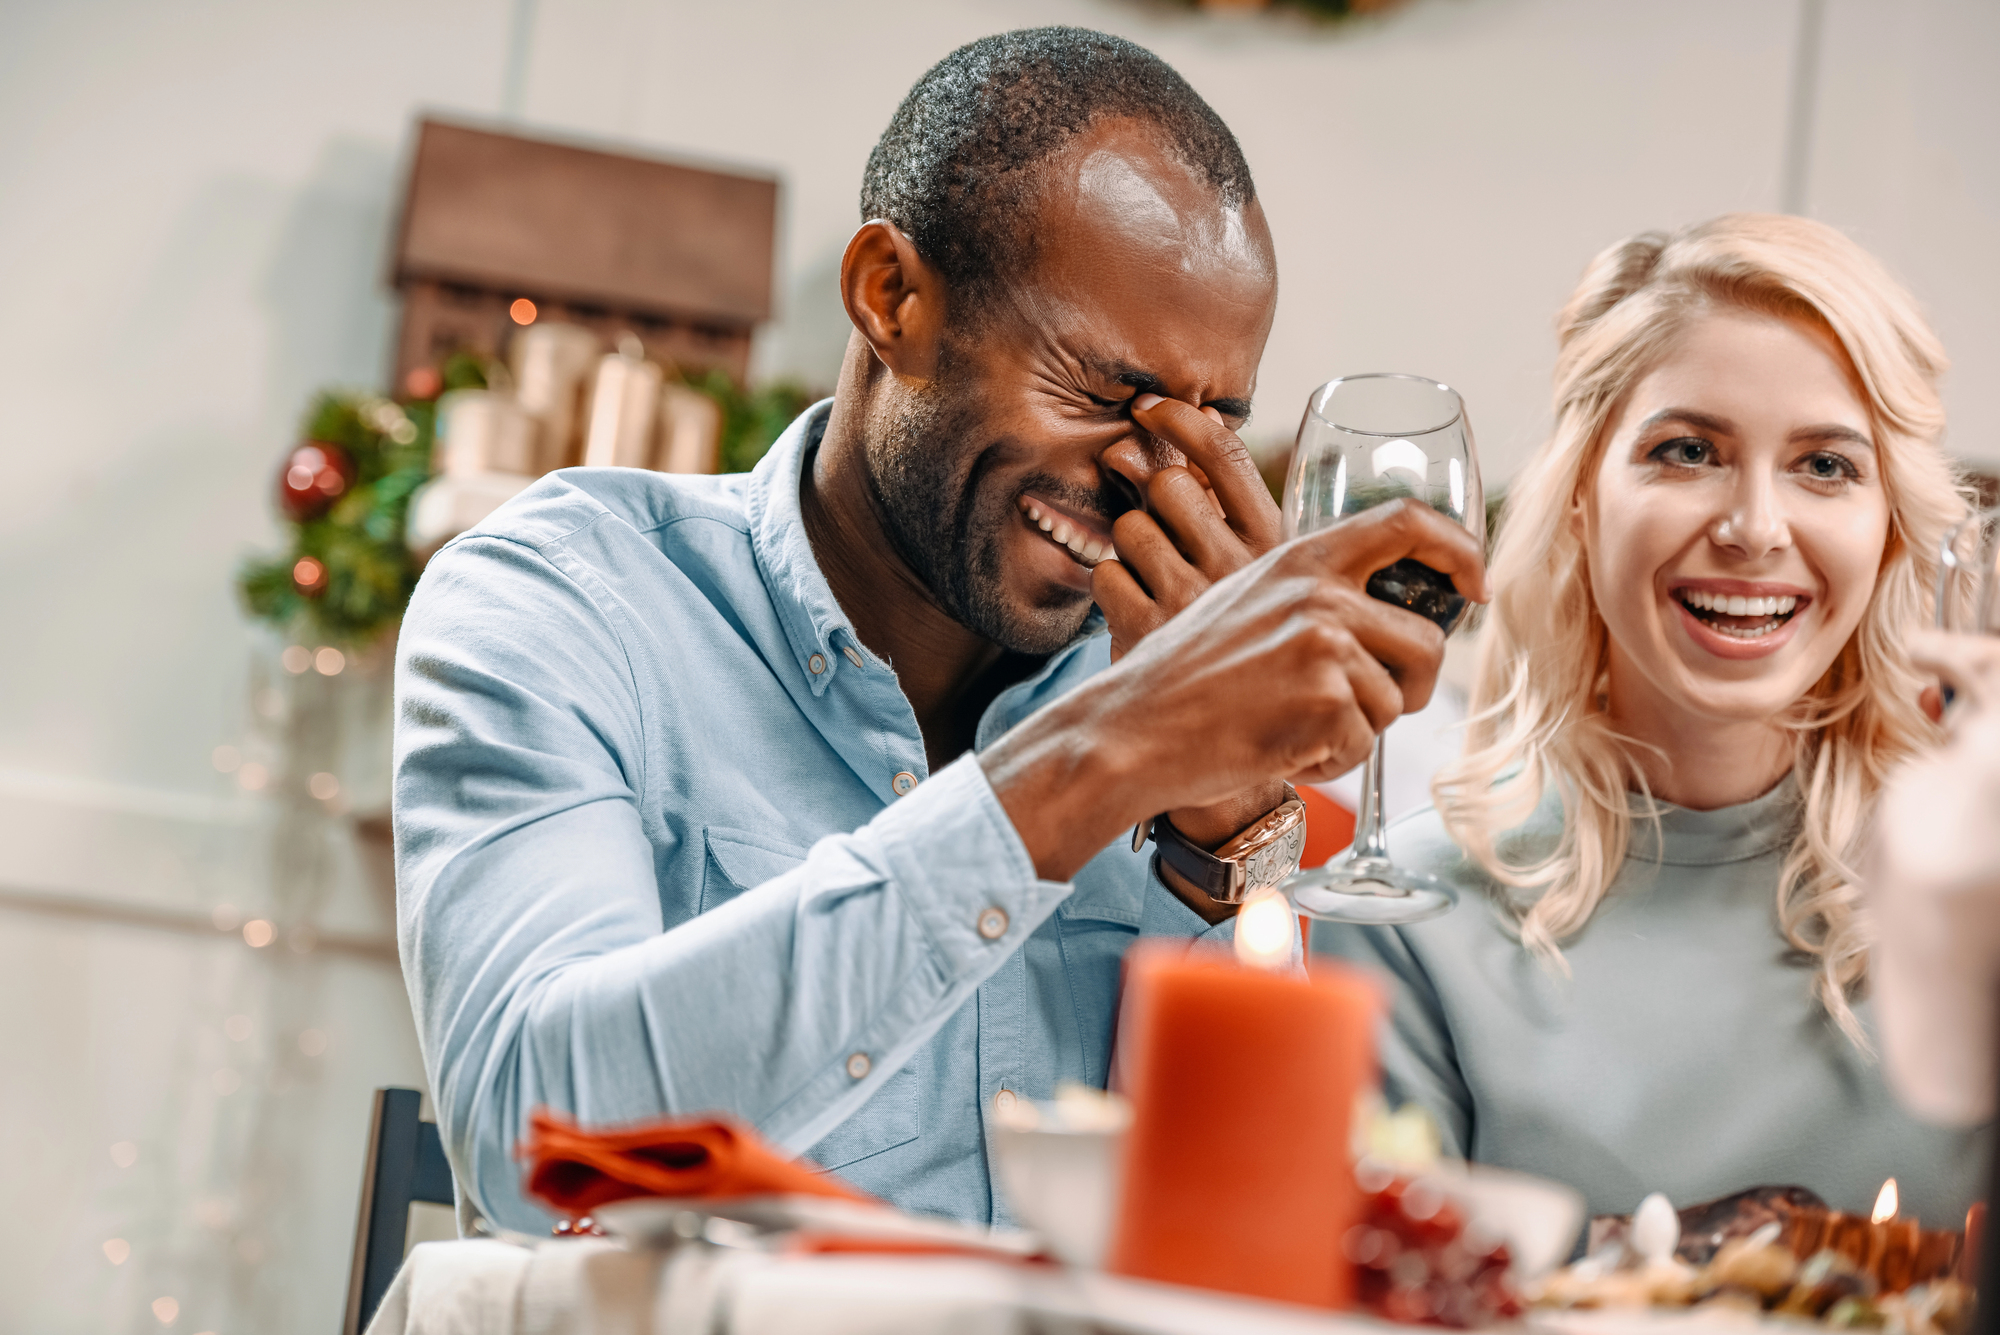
top-left (394, 533), bottom-right (1074, 1231)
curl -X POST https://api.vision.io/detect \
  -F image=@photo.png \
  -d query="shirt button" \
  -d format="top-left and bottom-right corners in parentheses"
top-left (891, 771), bottom-right (918, 796)
top-left (843, 645), bottom-right (865, 669)
top-left (808, 653), bottom-right (827, 675)
top-left (977, 907), bottom-right (1008, 940)
top-left (994, 1089), bottom-right (1017, 1114)
top-left (845, 1052), bottom-right (871, 1080)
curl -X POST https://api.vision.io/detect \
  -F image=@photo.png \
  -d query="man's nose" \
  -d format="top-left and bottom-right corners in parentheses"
top-left (1709, 469), bottom-right (1790, 559)
top-left (1097, 431), bottom-right (1185, 514)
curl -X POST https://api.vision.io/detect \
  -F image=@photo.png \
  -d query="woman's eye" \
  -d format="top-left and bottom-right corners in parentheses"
top-left (1652, 437), bottom-right (1713, 467)
top-left (1799, 451), bottom-right (1860, 482)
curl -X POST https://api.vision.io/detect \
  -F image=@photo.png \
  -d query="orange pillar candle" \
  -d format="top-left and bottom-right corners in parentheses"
top-left (1105, 942), bottom-right (1380, 1309)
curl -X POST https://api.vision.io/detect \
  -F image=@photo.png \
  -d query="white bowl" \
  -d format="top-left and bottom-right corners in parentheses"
top-left (989, 1119), bottom-right (1126, 1268)
top-left (1425, 1160), bottom-right (1587, 1280)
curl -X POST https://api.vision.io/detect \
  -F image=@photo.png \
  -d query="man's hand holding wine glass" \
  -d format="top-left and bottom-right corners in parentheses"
top-left (979, 389), bottom-right (1488, 902)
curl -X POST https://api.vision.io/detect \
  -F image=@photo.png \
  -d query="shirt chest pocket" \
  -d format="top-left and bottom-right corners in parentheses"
top-left (700, 827), bottom-right (812, 912)
top-left (700, 824), bottom-right (923, 1174)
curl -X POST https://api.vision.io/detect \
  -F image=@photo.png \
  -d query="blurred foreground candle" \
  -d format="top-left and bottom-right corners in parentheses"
top-left (1106, 942), bottom-right (1378, 1308)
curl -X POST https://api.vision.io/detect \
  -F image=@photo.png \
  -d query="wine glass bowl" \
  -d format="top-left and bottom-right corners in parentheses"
top-left (1938, 507), bottom-right (2000, 636)
top-left (1279, 375), bottom-right (1482, 926)
top-left (1935, 507), bottom-right (2000, 712)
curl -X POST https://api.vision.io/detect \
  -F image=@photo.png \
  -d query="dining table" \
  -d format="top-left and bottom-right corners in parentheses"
top-left (363, 1230), bottom-right (1798, 1335)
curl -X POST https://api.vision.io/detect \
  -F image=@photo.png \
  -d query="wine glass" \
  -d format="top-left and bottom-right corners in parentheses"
top-left (1936, 506), bottom-right (2000, 709)
top-left (1278, 374), bottom-right (1484, 925)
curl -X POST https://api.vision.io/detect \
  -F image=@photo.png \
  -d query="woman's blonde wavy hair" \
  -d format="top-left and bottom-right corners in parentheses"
top-left (1433, 213), bottom-right (1964, 1045)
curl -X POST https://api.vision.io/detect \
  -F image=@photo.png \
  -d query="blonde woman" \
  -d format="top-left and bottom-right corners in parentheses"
top-left (1316, 214), bottom-right (1985, 1222)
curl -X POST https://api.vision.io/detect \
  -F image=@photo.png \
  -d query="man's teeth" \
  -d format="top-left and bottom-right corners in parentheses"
top-left (1679, 589), bottom-right (1799, 617)
top-left (1023, 501), bottom-right (1108, 565)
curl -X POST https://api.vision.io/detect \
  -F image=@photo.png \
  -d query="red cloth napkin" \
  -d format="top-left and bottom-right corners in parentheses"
top-left (522, 1109), bottom-right (874, 1217)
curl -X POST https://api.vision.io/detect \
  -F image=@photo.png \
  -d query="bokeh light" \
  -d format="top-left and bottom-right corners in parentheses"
top-left (102, 1239), bottom-right (130, 1265)
top-left (510, 296), bottom-right (537, 324)
top-left (242, 919), bottom-right (274, 948)
top-left (110, 1141), bottom-right (138, 1168)
top-left (314, 646), bottom-right (345, 675)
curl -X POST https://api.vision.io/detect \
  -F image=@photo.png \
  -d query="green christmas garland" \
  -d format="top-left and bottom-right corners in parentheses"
top-left (238, 356), bottom-right (814, 650)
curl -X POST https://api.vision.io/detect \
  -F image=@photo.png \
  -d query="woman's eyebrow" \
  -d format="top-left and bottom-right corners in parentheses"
top-left (1635, 407), bottom-right (1736, 436)
top-left (1790, 423), bottom-right (1875, 450)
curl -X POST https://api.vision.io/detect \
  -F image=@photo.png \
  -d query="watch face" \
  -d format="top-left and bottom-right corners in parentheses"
top-left (1245, 820), bottom-right (1307, 892)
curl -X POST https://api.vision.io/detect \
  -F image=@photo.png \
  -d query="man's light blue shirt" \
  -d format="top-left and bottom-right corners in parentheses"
top-left (393, 402), bottom-right (1235, 1232)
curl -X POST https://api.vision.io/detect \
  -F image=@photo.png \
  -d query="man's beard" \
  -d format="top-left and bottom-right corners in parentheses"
top-left (863, 364), bottom-right (1108, 657)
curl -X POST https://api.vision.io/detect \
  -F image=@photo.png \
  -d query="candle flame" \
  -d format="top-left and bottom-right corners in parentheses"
top-left (1872, 1177), bottom-right (1900, 1224)
top-left (1234, 890), bottom-right (1295, 970)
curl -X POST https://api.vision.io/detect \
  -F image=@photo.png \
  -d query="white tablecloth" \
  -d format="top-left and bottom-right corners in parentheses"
top-left (366, 1236), bottom-right (1415, 1335)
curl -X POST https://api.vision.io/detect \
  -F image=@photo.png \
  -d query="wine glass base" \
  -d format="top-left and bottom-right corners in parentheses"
top-left (1281, 856), bottom-right (1459, 925)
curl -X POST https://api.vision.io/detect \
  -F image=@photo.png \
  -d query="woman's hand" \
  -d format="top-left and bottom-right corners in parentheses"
top-left (1871, 629), bottom-right (2000, 1124)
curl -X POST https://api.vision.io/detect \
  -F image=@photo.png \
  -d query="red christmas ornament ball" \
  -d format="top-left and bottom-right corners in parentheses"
top-left (278, 442), bottom-right (354, 521)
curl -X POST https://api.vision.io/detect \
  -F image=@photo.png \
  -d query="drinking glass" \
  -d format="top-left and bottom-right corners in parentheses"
top-left (1936, 507), bottom-right (2000, 709)
top-left (1277, 374), bottom-right (1483, 925)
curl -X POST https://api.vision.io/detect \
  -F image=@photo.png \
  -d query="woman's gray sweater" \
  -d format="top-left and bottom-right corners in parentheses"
top-left (1313, 778), bottom-right (1987, 1224)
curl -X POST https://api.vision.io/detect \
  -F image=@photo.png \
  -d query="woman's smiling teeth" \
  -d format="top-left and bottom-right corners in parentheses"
top-left (1675, 587), bottom-right (1802, 639)
top-left (1020, 497), bottom-right (1110, 566)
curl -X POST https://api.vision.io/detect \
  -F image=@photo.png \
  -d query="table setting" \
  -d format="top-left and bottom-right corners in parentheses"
top-left (365, 916), bottom-right (1980, 1335)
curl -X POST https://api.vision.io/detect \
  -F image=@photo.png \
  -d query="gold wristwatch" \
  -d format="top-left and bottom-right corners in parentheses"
top-left (1143, 785), bottom-right (1308, 905)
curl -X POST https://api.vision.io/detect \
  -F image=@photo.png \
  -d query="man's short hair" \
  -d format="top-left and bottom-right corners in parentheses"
top-left (861, 27), bottom-right (1256, 320)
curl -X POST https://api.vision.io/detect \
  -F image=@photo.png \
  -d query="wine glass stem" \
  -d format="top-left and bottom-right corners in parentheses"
top-left (1352, 734), bottom-right (1391, 860)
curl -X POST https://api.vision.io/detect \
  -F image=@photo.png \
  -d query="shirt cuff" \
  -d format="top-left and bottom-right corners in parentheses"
top-left (870, 751), bottom-right (1076, 975)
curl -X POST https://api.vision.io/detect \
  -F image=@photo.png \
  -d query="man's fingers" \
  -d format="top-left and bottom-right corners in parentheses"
top-left (1132, 394), bottom-right (1282, 549)
top-left (1335, 595), bottom-right (1446, 711)
top-left (1090, 559), bottom-right (1163, 660)
top-left (1142, 467), bottom-right (1243, 574)
top-left (1110, 510), bottom-right (1211, 612)
top-left (1296, 498), bottom-right (1490, 603)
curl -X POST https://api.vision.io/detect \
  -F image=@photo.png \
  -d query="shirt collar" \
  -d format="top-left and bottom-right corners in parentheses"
top-left (745, 400), bottom-right (852, 697)
top-left (745, 400), bottom-right (1109, 699)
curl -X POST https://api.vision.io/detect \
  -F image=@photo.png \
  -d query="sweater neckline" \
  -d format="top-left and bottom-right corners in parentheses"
top-left (1625, 774), bottom-right (1800, 866)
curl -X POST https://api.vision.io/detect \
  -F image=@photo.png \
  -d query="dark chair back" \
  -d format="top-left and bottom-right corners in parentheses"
top-left (344, 1087), bottom-right (457, 1335)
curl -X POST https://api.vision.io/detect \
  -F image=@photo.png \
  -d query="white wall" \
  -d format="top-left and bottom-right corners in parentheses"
top-left (1, 0), bottom-right (1994, 1330)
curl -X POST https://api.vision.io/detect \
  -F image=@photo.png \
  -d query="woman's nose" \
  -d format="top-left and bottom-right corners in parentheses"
top-left (1709, 471), bottom-right (1790, 558)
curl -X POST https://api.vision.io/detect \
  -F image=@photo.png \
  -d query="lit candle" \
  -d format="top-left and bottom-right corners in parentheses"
top-left (1232, 889), bottom-right (1296, 971)
top-left (1106, 941), bottom-right (1379, 1308)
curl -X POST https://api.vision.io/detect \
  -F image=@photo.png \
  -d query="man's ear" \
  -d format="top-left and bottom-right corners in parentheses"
top-left (840, 220), bottom-right (946, 381)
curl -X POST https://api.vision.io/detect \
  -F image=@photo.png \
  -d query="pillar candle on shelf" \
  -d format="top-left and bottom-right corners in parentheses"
top-left (1105, 942), bottom-right (1379, 1309)
top-left (511, 322), bottom-right (602, 473)
top-left (436, 389), bottom-right (536, 478)
top-left (582, 349), bottom-right (663, 469)
top-left (656, 381), bottom-right (722, 474)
